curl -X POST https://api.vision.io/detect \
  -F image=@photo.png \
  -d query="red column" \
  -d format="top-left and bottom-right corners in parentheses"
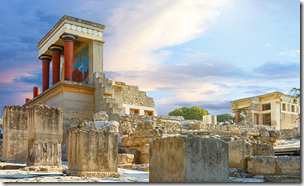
top-left (33, 87), bottom-right (40, 98)
top-left (25, 98), bottom-right (31, 103)
top-left (60, 34), bottom-right (77, 81)
top-left (39, 55), bottom-right (52, 91)
top-left (49, 45), bottom-right (63, 85)
top-left (234, 111), bottom-right (240, 124)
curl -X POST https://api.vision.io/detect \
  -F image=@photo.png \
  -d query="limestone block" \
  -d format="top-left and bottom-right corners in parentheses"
top-left (269, 130), bottom-right (281, 139)
top-left (260, 131), bottom-right (270, 137)
top-left (260, 137), bottom-right (276, 144)
top-left (93, 111), bottom-right (108, 121)
top-left (133, 137), bottom-right (153, 147)
top-left (275, 156), bottom-right (300, 175)
top-left (2, 105), bottom-right (28, 162)
top-left (252, 143), bottom-right (275, 156)
top-left (68, 130), bottom-right (119, 178)
top-left (26, 105), bottom-right (63, 167)
top-left (137, 120), bottom-right (155, 130)
top-left (228, 140), bottom-right (252, 169)
top-left (84, 121), bottom-right (119, 133)
top-left (247, 156), bottom-right (300, 176)
top-left (139, 154), bottom-right (149, 164)
top-left (118, 154), bottom-right (134, 164)
top-left (138, 145), bottom-right (149, 155)
top-left (149, 136), bottom-right (229, 182)
top-left (133, 129), bottom-right (162, 138)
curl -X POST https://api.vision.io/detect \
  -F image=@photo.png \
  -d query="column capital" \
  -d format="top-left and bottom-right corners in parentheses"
top-left (38, 54), bottom-right (52, 62)
top-left (49, 44), bottom-right (64, 53)
top-left (60, 32), bottom-right (78, 43)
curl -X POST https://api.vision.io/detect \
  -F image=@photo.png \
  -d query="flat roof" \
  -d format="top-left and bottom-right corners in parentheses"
top-left (230, 91), bottom-right (297, 103)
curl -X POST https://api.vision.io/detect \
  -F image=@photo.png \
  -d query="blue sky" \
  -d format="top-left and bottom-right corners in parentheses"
top-left (0, 0), bottom-right (300, 117)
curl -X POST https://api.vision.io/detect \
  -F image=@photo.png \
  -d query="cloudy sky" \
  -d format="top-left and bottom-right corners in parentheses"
top-left (0, 0), bottom-right (300, 117)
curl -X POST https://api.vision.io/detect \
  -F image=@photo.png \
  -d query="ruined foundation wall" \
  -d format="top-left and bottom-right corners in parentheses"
top-left (122, 85), bottom-right (155, 107)
top-left (2, 105), bottom-right (28, 162)
top-left (27, 105), bottom-right (63, 167)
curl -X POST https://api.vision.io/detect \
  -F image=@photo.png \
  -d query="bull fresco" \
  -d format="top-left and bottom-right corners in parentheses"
top-left (72, 45), bottom-right (89, 83)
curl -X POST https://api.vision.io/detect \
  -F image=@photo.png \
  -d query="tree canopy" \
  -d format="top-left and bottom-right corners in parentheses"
top-left (168, 106), bottom-right (209, 120)
top-left (217, 113), bottom-right (245, 124)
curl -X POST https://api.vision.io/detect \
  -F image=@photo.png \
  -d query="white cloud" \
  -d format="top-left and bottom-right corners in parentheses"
top-left (104, 0), bottom-right (226, 72)
top-left (265, 43), bottom-right (271, 46)
top-left (279, 50), bottom-right (300, 57)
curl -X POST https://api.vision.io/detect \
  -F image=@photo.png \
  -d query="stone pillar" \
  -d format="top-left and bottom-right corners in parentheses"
top-left (149, 136), bottom-right (229, 182)
top-left (2, 105), bottom-right (28, 162)
top-left (89, 40), bottom-right (104, 75)
top-left (33, 87), bottom-right (40, 98)
top-left (49, 45), bottom-right (63, 85)
top-left (39, 55), bottom-right (52, 92)
top-left (60, 33), bottom-right (77, 81)
top-left (25, 98), bottom-right (31, 103)
top-left (67, 130), bottom-right (120, 178)
top-left (234, 111), bottom-right (240, 124)
top-left (26, 105), bottom-right (63, 167)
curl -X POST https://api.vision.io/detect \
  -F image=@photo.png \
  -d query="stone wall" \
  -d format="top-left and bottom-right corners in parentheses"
top-left (247, 156), bottom-right (300, 175)
top-left (2, 105), bottom-right (28, 162)
top-left (122, 85), bottom-right (155, 107)
top-left (27, 105), bottom-right (63, 167)
top-left (149, 136), bottom-right (229, 182)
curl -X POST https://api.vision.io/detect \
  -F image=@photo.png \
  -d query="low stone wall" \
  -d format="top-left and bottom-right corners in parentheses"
top-left (247, 156), bottom-right (300, 175)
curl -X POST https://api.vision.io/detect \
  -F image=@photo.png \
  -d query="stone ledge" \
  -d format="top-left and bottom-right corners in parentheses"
top-left (118, 164), bottom-right (149, 172)
top-left (67, 170), bottom-right (121, 178)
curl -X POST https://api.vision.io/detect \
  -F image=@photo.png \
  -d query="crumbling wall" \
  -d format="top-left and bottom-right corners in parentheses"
top-left (26, 105), bottom-right (63, 167)
top-left (2, 105), bottom-right (28, 162)
top-left (122, 85), bottom-right (155, 107)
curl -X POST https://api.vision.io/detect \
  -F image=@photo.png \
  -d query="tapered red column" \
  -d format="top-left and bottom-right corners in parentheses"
top-left (49, 45), bottom-right (63, 85)
top-left (60, 33), bottom-right (77, 81)
top-left (38, 55), bottom-right (52, 91)
top-left (25, 98), bottom-right (31, 103)
top-left (33, 87), bottom-right (40, 98)
top-left (234, 111), bottom-right (240, 124)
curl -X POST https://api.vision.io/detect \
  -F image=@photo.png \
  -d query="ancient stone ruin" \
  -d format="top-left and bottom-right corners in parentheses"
top-left (149, 136), bottom-right (229, 182)
top-left (26, 105), bottom-right (63, 167)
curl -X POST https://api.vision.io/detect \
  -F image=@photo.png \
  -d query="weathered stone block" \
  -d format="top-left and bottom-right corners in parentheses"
top-left (228, 140), bottom-right (253, 169)
top-left (247, 156), bottom-right (300, 175)
top-left (118, 153), bottom-right (134, 164)
top-left (252, 143), bottom-right (275, 156)
top-left (139, 154), bottom-right (149, 164)
top-left (2, 105), bottom-right (28, 162)
top-left (26, 105), bottom-right (63, 166)
top-left (149, 136), bottom-right (229, 182)
top-left (93, 111), bottom-right (108, 121)
top-left (68, 130), bottom-right (119, 178)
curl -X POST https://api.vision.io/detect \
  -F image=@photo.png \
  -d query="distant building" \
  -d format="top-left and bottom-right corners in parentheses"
top-left (230, 91), bottom-right (300, 130)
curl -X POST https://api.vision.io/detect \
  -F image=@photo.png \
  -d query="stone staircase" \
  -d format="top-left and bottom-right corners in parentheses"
top-left (94, 76), bottom-right (124, 121)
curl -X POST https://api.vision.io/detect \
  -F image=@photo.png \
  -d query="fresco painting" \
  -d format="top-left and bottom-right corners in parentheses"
top-left (72, 45), bottom-right (89, 83)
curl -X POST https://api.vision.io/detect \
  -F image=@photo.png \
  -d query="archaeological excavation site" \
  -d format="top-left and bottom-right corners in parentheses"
top-left (0, 15), bottom-right (300, 183)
